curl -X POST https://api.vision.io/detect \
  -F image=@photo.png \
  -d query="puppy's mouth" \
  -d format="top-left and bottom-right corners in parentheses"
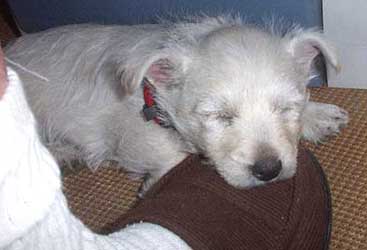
top-left (216, 160), bottom-right (297, 189)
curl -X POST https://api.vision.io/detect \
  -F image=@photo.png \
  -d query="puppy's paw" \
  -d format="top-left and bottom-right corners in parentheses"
top-left (301, 102), bottom-right (348, 143)
top-left (138, 174), bottom-right (157, 198)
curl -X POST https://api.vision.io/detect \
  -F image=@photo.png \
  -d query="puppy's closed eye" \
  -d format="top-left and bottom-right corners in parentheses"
top-left (275, 104), bottom-right (304, 123)
top-left (273, 98), bottom-right (304, 113)
top-left (217, 112), bottom-right (236, 125)
top-left (196, 100), bottom-right (238, 126)
top-left (201, 111), bottom-right (237, 126)
top-left (279, 106), bottom-right (295, 114)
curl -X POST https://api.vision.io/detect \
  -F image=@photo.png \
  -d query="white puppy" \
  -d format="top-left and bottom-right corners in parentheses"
top-left (5, 16), bottom-right (348, 191)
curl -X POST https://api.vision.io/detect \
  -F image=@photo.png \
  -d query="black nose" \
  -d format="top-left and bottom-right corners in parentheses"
top-left (251, 157), bottom-right (282, 182)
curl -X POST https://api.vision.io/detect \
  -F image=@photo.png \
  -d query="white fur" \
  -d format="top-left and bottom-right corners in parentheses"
top-left (5, 16), bottom-right (348, 190)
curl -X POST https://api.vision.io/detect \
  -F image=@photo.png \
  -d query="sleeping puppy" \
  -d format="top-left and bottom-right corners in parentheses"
top-left (5, 16), bottom-right (348, 192)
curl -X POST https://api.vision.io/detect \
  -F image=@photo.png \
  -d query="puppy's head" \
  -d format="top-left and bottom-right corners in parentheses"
top-left (120, 19), bottom-right (339, 188)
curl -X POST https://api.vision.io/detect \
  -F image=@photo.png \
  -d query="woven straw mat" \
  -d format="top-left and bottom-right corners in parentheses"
top-left (63, 87), bottom-right (367, 249)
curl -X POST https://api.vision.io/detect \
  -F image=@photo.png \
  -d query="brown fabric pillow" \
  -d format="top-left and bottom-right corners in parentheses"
top-left (104, 146), bottom-right (331, 250)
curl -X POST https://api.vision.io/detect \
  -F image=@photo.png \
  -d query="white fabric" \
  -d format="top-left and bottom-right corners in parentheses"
top-left (0, 67), bottom-right (191, 250)
top-left (4, 192), bottom-right (191, 250)
top-left (0, 68), bottom-right (60, 246)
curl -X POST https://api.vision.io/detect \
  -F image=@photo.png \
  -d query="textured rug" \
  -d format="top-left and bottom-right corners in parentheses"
top-left (63, 87), bottom-right (367, 250)
top-left (304, 87), bottom-right (367, 250)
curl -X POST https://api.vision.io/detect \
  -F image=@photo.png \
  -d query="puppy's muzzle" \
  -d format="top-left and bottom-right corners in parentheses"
top-left (251, 156), bottom-right (282, 181)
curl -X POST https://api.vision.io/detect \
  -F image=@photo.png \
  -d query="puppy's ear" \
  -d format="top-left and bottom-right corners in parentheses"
top-left (116, 55), bottom-right (183, 96)
top-left (145, 58), bottom-right (177, 87)
top-left (287, 30), bottom-right (340, 75)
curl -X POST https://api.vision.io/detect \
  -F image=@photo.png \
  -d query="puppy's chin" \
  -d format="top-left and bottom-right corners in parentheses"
top-left (216, 162), bottom-right (297, 189)
top-left (216, 166), bottom-right (261, 189)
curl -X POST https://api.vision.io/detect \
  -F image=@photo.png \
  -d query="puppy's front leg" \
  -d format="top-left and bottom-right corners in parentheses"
top-left (138, 169), bottom-right (170, 197)
top-left (301, 101), bottom-right (348, 143)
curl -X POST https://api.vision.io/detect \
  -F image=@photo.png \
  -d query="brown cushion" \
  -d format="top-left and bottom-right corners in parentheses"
top-left (103, 146), bottom-right (331, 250)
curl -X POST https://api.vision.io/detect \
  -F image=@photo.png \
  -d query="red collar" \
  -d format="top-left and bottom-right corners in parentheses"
top-left (142, 78), bottom-right (173, 129)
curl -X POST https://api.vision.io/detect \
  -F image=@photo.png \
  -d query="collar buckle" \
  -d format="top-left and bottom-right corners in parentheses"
top-left (141, 78), bottom-right (174, 129)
